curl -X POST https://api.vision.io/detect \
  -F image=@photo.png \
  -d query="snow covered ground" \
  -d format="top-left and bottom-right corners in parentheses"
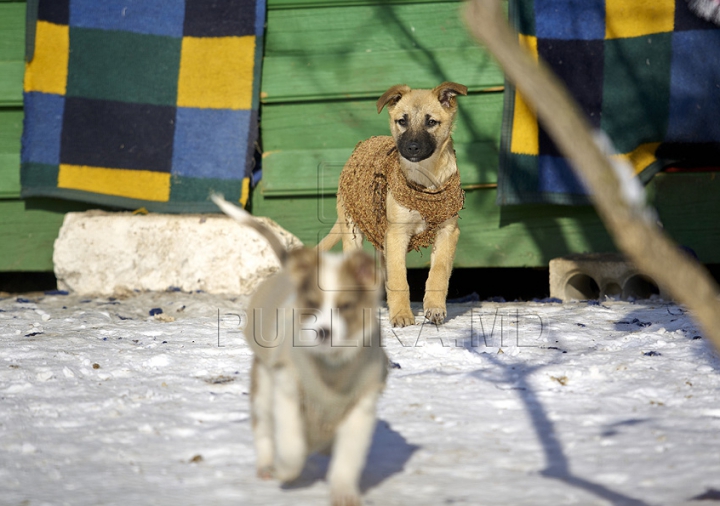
top-left (2, 291), bottom-right (720, 506)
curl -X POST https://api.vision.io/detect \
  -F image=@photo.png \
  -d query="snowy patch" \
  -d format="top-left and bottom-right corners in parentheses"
top-left (0, 293), bottom-right (719, 505)
top-left (145, 354), bottom-right (171, 368)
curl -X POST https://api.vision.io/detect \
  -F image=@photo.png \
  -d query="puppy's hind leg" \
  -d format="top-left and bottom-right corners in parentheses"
top-left (272, 365), bottom-right (307, 482)
top-left (250, 358), bottom-right (275, 479)
top-left (327, 389), bottom-right (381, 506)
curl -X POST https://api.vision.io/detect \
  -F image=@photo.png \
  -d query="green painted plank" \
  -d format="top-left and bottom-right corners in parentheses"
top-left (262, 149), bottom-right (355, 196)
top-left (0, 108), bottom-right (22, 152)
top-left (0, 154), bottom-right (20, 198)
top-left (0, 3), bottom-right (26, 106)
top-left (0, 199), bottom-right (72, 271)
top-left (0, 108), bottom-right (22, 198)
top-left (0, 3), bottom-right (25, 58)
top-left (262, 51), bottom-right (501, 103)
top-left (265, 3), bottom-right (486, 55)
top-left (0, 62), bottom-right (24, 106)
top-left (262, 3), bottom-right (502, 102)
top-left (457, 192), bottom-right (614, 268)
top-left (262, 102), bottom-right (386, 151)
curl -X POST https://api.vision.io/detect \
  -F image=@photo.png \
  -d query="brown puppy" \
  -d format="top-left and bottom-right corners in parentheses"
top-left (318, 82), bottom-right (467, 327)
top-left (212, 195), bottom-right (387, 506)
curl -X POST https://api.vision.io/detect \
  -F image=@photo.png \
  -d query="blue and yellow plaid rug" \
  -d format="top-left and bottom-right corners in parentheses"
top-left (21, 0), bottom-right (265, 211)
top-left (498, 0), bottom-right (720, 205)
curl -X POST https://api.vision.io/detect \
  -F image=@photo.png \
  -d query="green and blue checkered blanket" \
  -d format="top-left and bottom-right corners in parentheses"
top-left (21, 0), bottom-right (265, 211)
top-left (499, 0), bottom-right (720, 205)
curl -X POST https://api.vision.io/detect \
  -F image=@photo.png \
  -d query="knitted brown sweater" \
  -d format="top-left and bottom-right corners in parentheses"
top-left (337, 136), bottom-right (464, 252)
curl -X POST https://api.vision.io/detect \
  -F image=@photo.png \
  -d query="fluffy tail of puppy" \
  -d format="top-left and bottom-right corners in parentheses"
top-left (210, 194), bottom-right (288, 265)
top-left (316, 221), bottom-right (342, 251)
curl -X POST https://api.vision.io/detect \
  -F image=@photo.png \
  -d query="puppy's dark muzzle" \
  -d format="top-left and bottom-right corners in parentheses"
top-left (398, 131), bottom-right (436, 163)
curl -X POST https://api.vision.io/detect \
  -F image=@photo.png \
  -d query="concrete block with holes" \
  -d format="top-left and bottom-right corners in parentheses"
top-left (549, 253), bottom-right (667, 302)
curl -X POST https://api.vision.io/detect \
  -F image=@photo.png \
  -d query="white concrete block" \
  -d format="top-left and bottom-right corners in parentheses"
top-left (53, 211), bottom-right (303, 296)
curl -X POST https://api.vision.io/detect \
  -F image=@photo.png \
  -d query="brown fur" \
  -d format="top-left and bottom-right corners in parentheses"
top-left (318, 82), bottom-right (467, 327)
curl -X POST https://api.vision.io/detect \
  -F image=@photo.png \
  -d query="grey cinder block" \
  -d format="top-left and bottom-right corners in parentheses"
top-left (549, 253), bottom-right (667, 301)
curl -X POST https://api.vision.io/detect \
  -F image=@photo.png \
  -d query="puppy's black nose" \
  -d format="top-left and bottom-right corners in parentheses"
top-left (406, 141), bottom-right (420, 155)
top-left (317, 326), bottom-right (332, 342)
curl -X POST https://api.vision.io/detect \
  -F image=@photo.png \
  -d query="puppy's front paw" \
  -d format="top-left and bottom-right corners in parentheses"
top-left (390, 308), bottom-right (415, 327)
top-left (424, 307), bottom-right (446, 325)
top-left (331, 488), bottom-right (362, 506)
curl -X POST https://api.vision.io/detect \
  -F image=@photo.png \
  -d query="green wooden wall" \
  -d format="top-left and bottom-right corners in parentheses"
top-left (0, 1), bottom-right (24, 198)
top-left (0, 1), bottom-right (104, 272)
top-left (254, 0), bottom-right (510, 268)
top-left (253, 0), bottom-right (720, 268)
top-left (0, 0), bottom-right (719, 272)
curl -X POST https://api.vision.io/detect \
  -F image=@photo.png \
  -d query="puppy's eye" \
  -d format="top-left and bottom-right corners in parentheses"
top-left (426, 118), bottom-right (438, 127)
top-left (338, 303), bottom-right (353, 313)
top-left (396, 117), bottom-right (407, 127)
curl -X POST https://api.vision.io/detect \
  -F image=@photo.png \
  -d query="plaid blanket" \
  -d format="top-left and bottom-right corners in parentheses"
top-left (498, 0), bottom-right (720, 205)
top-left (21, 0), bottom-right (265, 211)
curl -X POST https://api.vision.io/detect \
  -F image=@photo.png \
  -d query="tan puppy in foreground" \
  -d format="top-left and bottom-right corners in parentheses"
top-left (318, 82), bottom-right (467, 328)
top-left (212, 195), bottom-right (387, 506)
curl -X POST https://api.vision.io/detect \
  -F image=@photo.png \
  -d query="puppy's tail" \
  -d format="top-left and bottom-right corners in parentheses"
top-left (211, 194), bottom-right (287, 265)
top-left (316, 221), bottom-right (342, 251)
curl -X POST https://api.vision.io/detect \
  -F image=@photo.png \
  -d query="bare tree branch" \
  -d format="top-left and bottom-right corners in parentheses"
top-left (465, 0), bottom-right (720, 350)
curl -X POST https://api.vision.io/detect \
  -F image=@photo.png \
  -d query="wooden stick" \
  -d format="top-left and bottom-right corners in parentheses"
top-left (464, 0), bottom-right (720, 349)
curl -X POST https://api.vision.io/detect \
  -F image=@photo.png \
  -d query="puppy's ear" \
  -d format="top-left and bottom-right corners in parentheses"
top-left (377, 84), bottom-right (411, 114)
top-left (285, 248), bottom-right (317, 284)
top-left (433, 82), bottom-right (468, 109)
top-left (343, 250), bottom-right (381, 289)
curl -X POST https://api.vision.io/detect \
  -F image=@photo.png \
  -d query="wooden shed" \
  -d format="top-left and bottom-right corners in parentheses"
top-left (1, 0), bottom-right (719, 275)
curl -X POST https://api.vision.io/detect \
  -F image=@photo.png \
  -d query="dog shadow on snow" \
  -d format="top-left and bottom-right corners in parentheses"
top-left (282, 419), bottom-right (419, 493)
